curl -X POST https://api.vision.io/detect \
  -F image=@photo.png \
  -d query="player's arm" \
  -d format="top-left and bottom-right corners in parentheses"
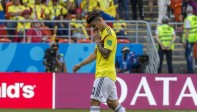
top-left (80, 49), bottom-right (96, 66)
top-left (94, 32), bottom-right (111, 59)
top-left (96, 41), bottom-right (111, 59)
top-left (73, 49), bottom-right (96, 73)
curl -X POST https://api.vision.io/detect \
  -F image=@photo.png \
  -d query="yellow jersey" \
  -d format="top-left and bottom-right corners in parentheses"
top-left (8, 5), bottom-right (26, 20)
top-left (22, 0), bottom-right (35, 7)
top-left (113, 20), bottom-right (127, 34)
top-left (0, 2), bottom-right (3, 11)
top-left (95, 26), bottom-right (117, 81)
top-left (81, 0), bottom-right (98, 12)
top-left (97, 0), bottom-right (114, 10)
top-left (47, 0), bottom-right (74, 7)
top-left (46, 4), bottom-right (67, 20)
top-left (29, 4), bottom-right (47, 20)
top-left (60, 0), bottom-right (74, 7)
top-left (17, 16), bottom-right (31, 32)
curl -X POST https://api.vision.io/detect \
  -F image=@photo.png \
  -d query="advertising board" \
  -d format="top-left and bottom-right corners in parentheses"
top-left (55, 74), bottom-right (197, 110)
top-left (0, 73), bottom-right (53, 108)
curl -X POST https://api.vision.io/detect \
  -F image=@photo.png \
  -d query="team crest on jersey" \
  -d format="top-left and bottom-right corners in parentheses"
top-left (107, 40), bottom-right (112, 46)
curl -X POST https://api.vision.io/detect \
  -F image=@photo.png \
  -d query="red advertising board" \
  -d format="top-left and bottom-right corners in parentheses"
top-left (0, 73), bottom-right (53, 108)
top-left (55, 74), bottom-right (197, 110)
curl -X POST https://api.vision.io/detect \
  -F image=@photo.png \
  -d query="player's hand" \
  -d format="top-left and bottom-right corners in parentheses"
top-left (93, 31), bottom-right (101, 43)
top-left (73, 64), bottom-right (81, 73)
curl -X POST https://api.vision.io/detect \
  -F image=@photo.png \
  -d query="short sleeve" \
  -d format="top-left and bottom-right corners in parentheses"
top-left (104, 35), bottom-right (115, 50)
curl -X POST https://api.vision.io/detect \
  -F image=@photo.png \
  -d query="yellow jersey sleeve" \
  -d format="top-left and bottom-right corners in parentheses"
top-left (101, 27), bottom-right (116, 51)
top-left (104, 35), bottom-right (114, 51)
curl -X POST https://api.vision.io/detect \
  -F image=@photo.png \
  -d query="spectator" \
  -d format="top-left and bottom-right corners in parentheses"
top-left (15, 9), bottom-right (31, 42)
top-left (60, 0), bottom-right (75, 13)
top-left (46, 0), bottom-right (76, 12)
top-left (29, 0), bottom-right (46, 20)
top-left (7, 0), bottom-right (26, 41)
top-left (170, 0), bottom-right (182, 22)
top-left (179, 0), bottom-right (197, 21)
top-left (118, 0), bottom-right (129, 20)
top-left (56, 14), bottom-right (69, 38)
top-left (81, 0), bottom-right (97, 16)
top-left (130, 0), bottom-right (144, 20)
top-left (148, 0), bottom-right (155, 18)
top-left (75, 0), bottom-right (82, 8)
top-left (182, 5), bottom-right (197, 73)
top-left (97, 0), bottom-right (114, 10)
top-left (26, 20), bottom-right (48, 43)
top-left (181, 0), bottom-right (190, 21)
top-left (45, 0), bottom-right (68, 35)
top-left (70, 8), bottom-right (89, 40)
top-left (113, 14), bottom-right (127, 38)
top-left (155, 16), bottom-right (176, 73)
top-left (188, 0), bottom-right (197, 15)
top-left (157, 0), bottom-right (171, 25)
top-left (45, 0), bottom-right (67, 20)
top-left (0, 24), bottom-right (8, 40)
top-left (22, 0), bottom-right (35, 8)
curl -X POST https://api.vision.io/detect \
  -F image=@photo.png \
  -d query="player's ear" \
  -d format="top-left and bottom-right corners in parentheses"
top-left (98, 17), bottom-right (102, 22)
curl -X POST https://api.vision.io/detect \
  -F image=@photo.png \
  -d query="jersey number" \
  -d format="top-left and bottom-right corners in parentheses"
top-left (91, 87), bottom-right (95, 95)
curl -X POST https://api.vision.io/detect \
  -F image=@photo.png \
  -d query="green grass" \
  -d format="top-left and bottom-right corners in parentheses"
top-left (0, 110), bottom-right (195, 112)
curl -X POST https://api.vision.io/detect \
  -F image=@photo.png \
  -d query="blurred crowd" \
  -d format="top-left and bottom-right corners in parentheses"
top-left (0, 0), bottom-right (196, 43)
top-left (0, 0), bottom-right (124, 43)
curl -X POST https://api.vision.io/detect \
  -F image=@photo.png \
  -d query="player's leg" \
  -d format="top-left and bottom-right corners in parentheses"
top-left (90, 77), bottom-right (106, 112)
top-left (106, 78), bottom-right (126, 112)
top-left (107, 100), bottom-right (126, 112)
top-left (90, 99), bottom-right (100, 112)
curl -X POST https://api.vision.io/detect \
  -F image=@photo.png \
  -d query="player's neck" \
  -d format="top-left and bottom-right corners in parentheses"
top-left (101, 23), bottom-right (109, 31)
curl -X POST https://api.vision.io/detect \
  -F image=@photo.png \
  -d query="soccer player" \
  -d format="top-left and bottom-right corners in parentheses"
top-left (73, 11), bottom-right (126, 112)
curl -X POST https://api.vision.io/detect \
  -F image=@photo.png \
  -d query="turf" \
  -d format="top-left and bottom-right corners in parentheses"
top-left (0, 110), bottom-right (195, 112)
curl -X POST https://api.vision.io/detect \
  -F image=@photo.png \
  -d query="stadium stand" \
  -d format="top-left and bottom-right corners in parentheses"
top-left (117, 38), bottom-right (130, 43)
top-left (77, 38), bottom-right (91, 43)
top-left (0, 0), bottom-right (197, 73)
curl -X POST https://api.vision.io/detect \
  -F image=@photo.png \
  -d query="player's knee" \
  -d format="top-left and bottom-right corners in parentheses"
top-left (90, 99), bottom-right (100, 106)
top-left (107, 100), bottom-right (119, 110)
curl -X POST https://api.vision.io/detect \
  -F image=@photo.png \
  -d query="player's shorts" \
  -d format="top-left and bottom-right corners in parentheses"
top-left (90, 77), bottom-right (118, 103)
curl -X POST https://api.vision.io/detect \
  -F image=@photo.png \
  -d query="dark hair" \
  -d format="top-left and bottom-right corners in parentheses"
top-left (86, 11), bottom-right (101, 24)
top-left (52, 43), bottom-right (59, 48)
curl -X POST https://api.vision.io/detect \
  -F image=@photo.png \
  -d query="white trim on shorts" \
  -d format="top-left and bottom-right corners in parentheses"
top-left (90, 77), bottom-right (118, 103)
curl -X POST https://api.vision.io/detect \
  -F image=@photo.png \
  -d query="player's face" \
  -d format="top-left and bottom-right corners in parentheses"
top-left (90, 19), bottom-right (100, 31)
